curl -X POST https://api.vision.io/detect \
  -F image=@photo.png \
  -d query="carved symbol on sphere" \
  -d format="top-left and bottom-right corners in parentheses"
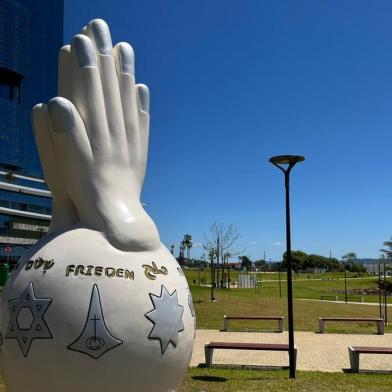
top-left (86, 336), bottom-right (105, 350)
top-left (145, 285), bottom-right (184, 354)
top-left (188, 292), bottom-right (195, 318)
top-left (68, 285), bottom-right (122, 359)
top-left (5, 282), bottom-right (52, 357)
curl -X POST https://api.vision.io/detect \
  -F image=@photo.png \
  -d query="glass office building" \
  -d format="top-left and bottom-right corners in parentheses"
top-left (0, 0), bottom-right (63, 263)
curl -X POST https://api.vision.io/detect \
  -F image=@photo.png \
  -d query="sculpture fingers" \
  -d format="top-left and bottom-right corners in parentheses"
top-left (46, 97), bottom-right (107, 229)
top-left (84, 19), bottom-right (128, 156)
top-left (70, 34), bottom-right (109, 156)
top-left (31, 104), bottom-right (79, 232)
top-left (47, 97), bottom-right (93, 167)
top-left (137, 84), bottom-right (150, 115)
top-left (113, 42), bottom-right (141, 169)
top-left (136, 84), bottom-right (150, 185)
top-left (58, 45), bottom-right (72, 100)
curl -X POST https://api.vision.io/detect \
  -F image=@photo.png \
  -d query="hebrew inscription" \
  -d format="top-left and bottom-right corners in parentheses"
top-left (25, 257), bottom-right (55, 273)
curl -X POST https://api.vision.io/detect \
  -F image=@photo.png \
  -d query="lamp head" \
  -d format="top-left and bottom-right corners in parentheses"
top-left (269, 155), bottom-right (305, 165)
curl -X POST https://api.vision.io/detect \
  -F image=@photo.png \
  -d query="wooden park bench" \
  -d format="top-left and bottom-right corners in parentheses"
top-left (204, 342), bottom-right (297, 369)
top-left (348, 346), bottom-right (392, 372)
top-left (318, 317), bottom-right (384, 335)
top-left (223, 315), bottom-right (284, 332)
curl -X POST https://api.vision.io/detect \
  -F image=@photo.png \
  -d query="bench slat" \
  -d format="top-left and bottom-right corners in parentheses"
top-left (319, 317), bottom-right (384, 335)
top-left (319, 318), bottom-right (383, 321)
top-left (225, 316), bottom-right (283, 320)
top-left (351, 346), bottom-right (392, 354)
top-left (205, 342), bottom-right (290, 351)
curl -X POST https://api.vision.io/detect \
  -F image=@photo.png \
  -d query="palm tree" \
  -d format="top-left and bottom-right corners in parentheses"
top-left (182, 234), bottom-right (193, 262)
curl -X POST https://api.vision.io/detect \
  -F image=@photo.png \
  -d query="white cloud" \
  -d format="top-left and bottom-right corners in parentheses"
top-left (248, 241), bottom-right (257, 246)
top-left (274, 241), bottom-right (283, 246)
top-left (193, 243), bottom-right (202, 248)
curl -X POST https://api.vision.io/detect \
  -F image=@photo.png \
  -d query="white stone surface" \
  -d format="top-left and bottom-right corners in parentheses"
top-left (0, 19), bottom-right (194, 392)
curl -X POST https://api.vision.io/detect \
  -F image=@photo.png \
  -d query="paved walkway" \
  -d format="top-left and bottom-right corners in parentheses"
top-left (191, 329), bottom-right (392, 372)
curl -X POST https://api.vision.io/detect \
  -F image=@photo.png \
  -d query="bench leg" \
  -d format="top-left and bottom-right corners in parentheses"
top-left (348, 347), bottom-right (359, 372)
top-left (293, 346), bottom-right (297, 373)
top-left (278, 319), bottom-right (284, 333)
top-left (205, 346), bottom-right (214, 367)
top-left (319, 319), bottom-right (325, 333)
top-left (223, 317), bottom-right (229, 331)
top-left (377, 320), bottom-right (384, 335)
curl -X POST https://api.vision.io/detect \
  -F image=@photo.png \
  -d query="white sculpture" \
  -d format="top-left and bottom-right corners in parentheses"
top-left (0, 19), bottom-right (195, 392)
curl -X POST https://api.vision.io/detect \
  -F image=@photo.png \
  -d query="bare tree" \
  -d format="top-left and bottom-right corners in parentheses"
top-left (203, 222), bottom-right (241, 286)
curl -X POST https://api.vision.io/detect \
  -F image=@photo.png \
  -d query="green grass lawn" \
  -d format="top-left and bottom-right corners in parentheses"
top-left (260, 276), bottom-right (383, 303)
top-left (185, 268), bottom-right (372, 286)
top-left (180, 368), bottom-right (392, 391)
top-left (186, 268), bottom-right (389, 304)
top-left (0, 369), bottom-right (390, 391)
top-left (191, 286), bottom-right (392, 333)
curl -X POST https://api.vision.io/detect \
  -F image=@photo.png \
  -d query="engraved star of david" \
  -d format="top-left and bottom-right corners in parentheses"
top-left (145, 285), bottom-right (184, 354)
top-left (6, 282), bottom-right (52, 357)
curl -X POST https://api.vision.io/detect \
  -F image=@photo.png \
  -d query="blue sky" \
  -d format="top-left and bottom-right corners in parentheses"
top-left (64, 0), bottom-right (392, 261)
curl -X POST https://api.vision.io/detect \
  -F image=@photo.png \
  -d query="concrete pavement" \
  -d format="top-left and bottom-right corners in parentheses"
top-left (191, 329), bottom-right (392, 372)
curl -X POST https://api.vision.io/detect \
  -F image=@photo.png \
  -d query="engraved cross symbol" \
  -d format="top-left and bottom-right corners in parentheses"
top-left (90, 314), bottom-right (100, 337)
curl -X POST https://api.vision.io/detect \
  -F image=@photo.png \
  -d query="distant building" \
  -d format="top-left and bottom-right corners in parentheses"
top-left (0, 0), bottom-right (63, 263)
top-left (364, 263), bottom-right (392, 276)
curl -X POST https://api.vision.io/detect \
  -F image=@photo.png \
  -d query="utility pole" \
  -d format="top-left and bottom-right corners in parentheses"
top-left (344, 267), bottom-right (348, 304)
top-left (210, 251), bottom-right (215, 302)
top-left (216, 236), bottom-right (220, 288)
top-left (384, 262), bottom-right (388, 325)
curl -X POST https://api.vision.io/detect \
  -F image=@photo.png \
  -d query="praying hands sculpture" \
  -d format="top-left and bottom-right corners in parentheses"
top-left (32, 19), bottom-right (160, 251)
top-left (0, 19), bottom-right (194, 392)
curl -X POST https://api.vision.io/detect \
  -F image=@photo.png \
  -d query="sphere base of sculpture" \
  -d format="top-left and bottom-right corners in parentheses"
top-left (0, 228), bottom-right (194, 392)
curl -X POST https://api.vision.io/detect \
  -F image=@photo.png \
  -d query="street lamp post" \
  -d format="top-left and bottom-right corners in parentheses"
top-left (379, 263), bottom-right (383, 319)
top-left (269, 154), bottom-right (304, 379)
top-left (344, 266), bottom-right (348, 304)
top-left (278, 262), bottom-right (282, 298)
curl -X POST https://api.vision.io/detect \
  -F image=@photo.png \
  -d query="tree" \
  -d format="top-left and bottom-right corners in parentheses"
top-left (254, 259), bottom-right (267, 269)
top-left (342, 252), bottom-right (357, 270)
top-left (282, 250), bottom-right (308, 272)
top-left (203, 223), bottom-right (241, 264)
top-left (349, 261), bottom-right (365, 273)
top-left (170, 244), bottom-right (175, 255)
top-left (203, 222), bottom-right (241, 286)
top-left (239, 255), bottom-right (252, 270)
top-left (380, 238), bottom-right (392, 261)
top-left (178, 242), bottom-right (185, 264)
top-left (342, 252), bottom-right (357, 262)
top-left (182, 234), bottom-right (193, 261)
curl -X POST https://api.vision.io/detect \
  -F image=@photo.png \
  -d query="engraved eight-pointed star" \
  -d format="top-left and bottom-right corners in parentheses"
top-left (6, 282), bottom-right (52, 356)
top-left (145, 285), bottom-right (184, 354)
